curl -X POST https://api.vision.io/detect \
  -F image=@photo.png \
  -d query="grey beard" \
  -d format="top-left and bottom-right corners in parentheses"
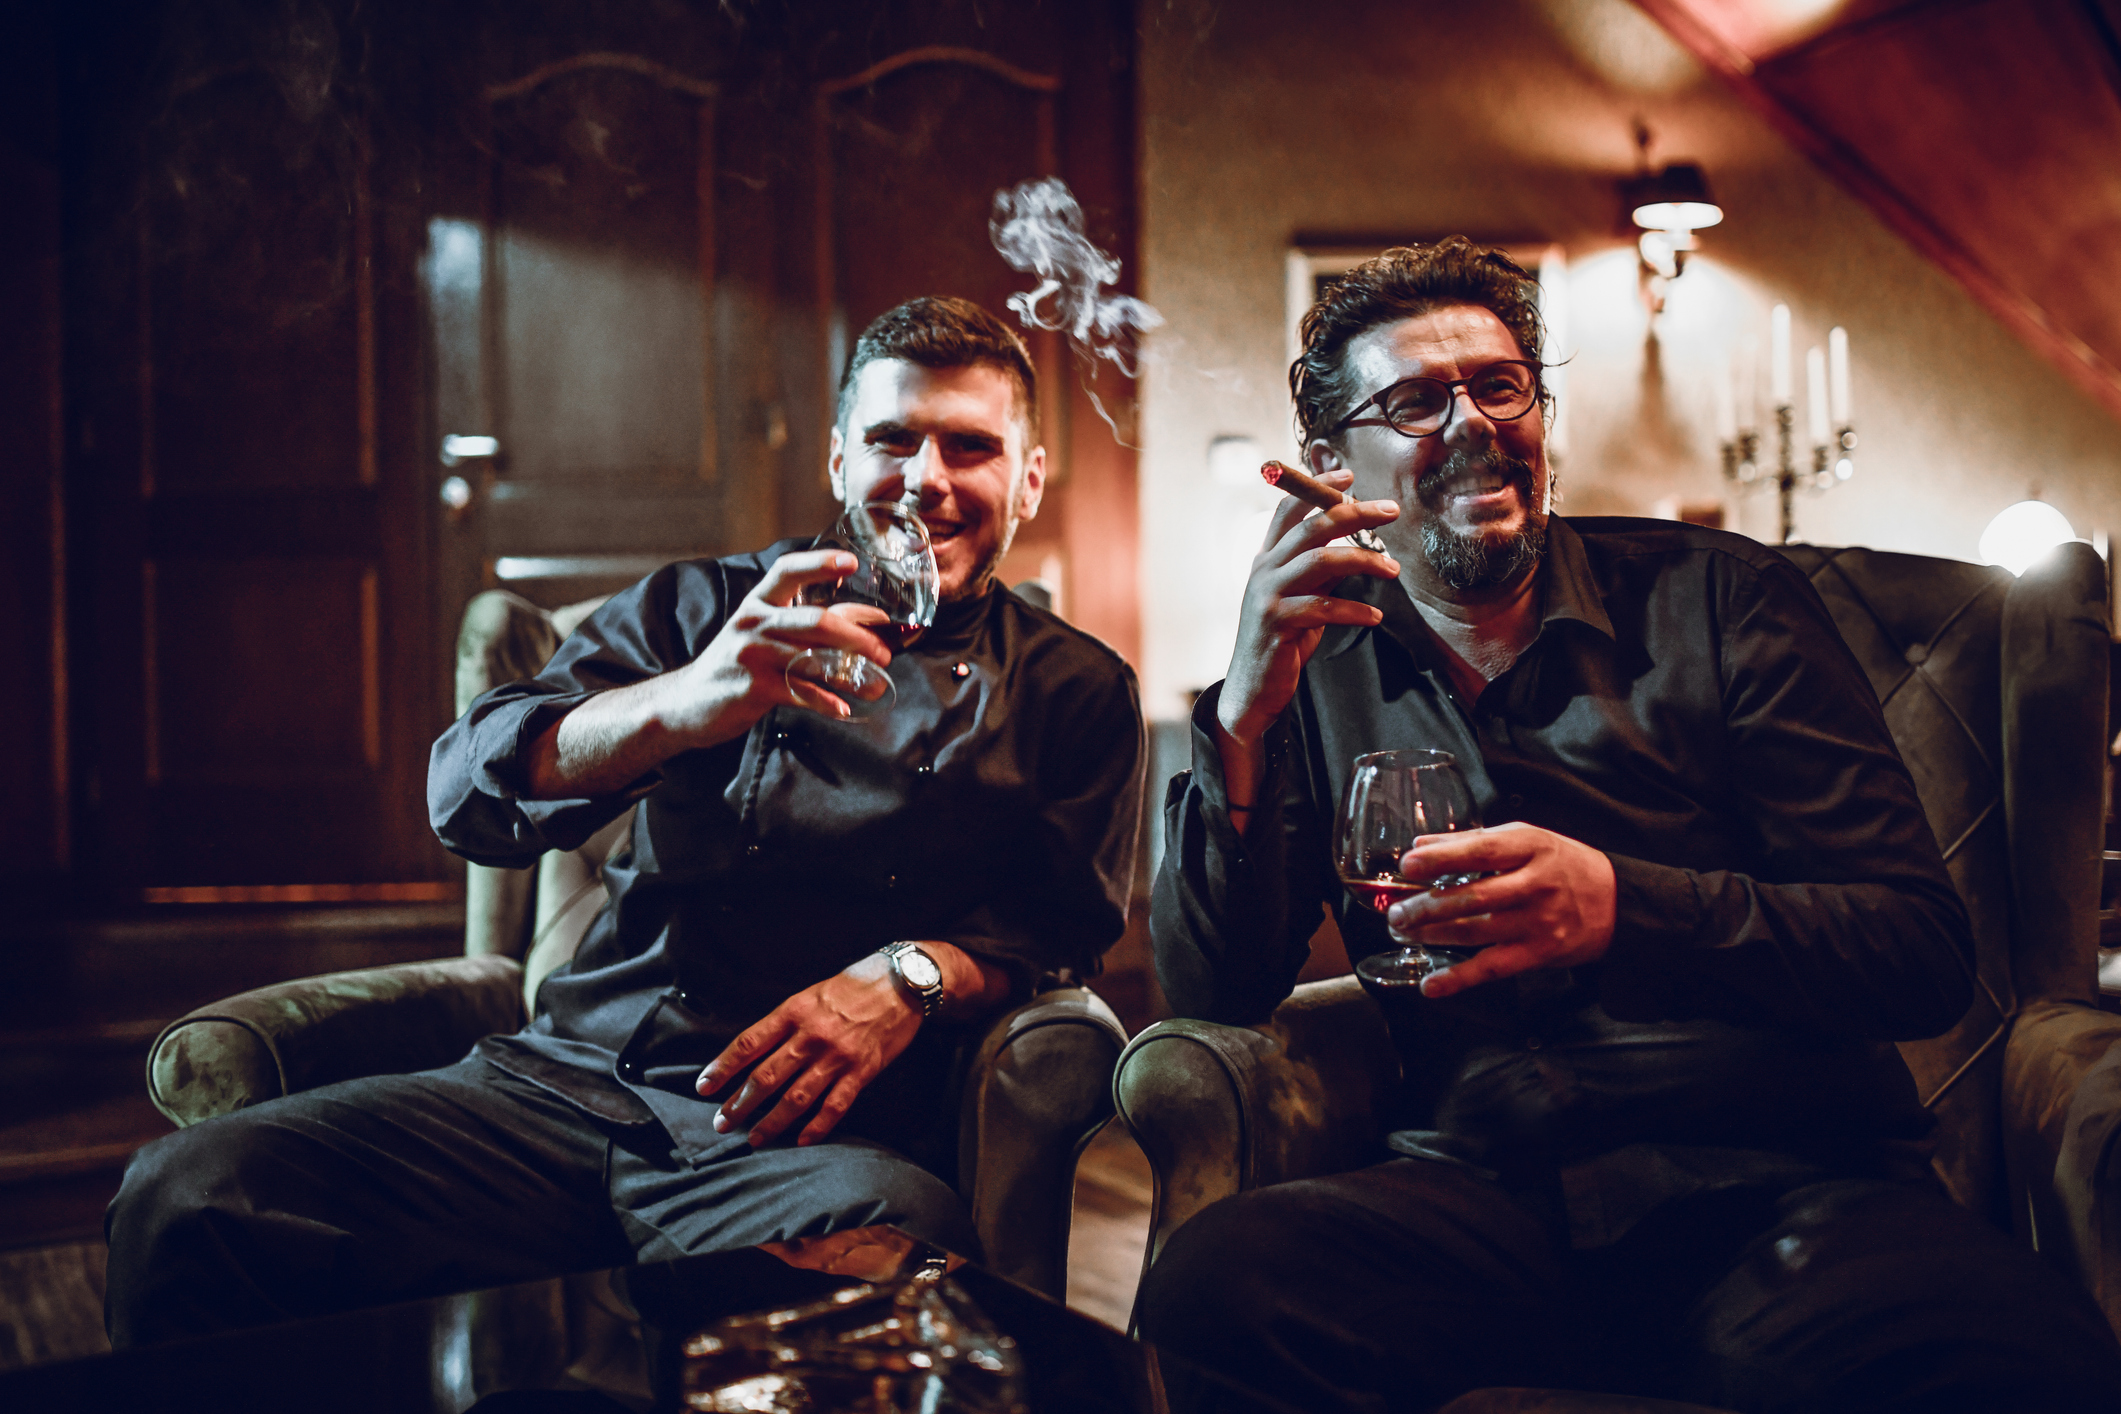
top-left (1417, 452), bottom-right (1548, 592)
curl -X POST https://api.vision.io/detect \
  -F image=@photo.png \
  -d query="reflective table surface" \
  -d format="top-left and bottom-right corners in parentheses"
top-left (3, 1226), bottom-right (1296, 1413)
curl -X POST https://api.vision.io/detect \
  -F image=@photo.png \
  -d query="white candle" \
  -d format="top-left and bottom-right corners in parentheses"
top-left (1828, 326), bottom-right (1851, 425)
top-left (1770, 304), bottom-right (1792, 406)
top-left (1715, 357), bottom-right (1737, 441)
top-left (1807, 347), bottom-right (1830, 445)
top-left (1737, 335), bottom-right (1759, 431)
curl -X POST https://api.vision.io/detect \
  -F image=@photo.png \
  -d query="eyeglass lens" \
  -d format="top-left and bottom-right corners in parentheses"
top-left (1379, 363), bottom-right (1537, 434)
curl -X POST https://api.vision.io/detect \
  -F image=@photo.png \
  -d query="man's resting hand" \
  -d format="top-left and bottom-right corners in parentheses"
top-left (1384, 822), bottom-right (1618, 999)
top-left (695, 942), bottom-right (1008, 1147)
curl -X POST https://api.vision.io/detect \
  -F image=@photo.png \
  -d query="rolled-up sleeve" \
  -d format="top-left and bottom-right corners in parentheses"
top-left (428, 560), bottom-right (733, 868)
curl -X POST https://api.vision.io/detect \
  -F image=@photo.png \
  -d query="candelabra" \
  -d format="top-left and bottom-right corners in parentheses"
top-left (1721, 313), bottom-right (1854, 545)
top-left (1721, 411), bottom-right (1856, 545)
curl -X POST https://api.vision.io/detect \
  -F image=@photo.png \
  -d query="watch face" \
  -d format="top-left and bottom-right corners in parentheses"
top-left (899, 950), bottom-right (943, 990)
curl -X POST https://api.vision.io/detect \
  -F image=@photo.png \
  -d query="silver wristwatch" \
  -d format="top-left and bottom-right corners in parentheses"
top-left (880, 942), bottom-right (945, 1018)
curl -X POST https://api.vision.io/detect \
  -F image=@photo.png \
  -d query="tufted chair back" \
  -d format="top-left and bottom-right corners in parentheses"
top-left (1778, 542), bottom-right (2110, 1231)
top-left (454, 591), bottom-right (623, 1009)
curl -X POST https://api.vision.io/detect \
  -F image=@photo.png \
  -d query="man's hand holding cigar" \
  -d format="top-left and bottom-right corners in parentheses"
top-left (1257, 458), bottom-right (1359, 514)
top-left (1212, 460), bottom-right (1401, 822)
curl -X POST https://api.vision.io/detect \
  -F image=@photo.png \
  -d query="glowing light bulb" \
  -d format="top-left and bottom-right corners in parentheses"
top-left (1977, 500), bottom-right (2077, 575)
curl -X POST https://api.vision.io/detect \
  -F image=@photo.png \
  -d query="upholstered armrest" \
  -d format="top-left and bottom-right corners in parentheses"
top-left (146, 954), bottom-right (528, 1127)
top-left (2005, 1002), bottom-right (2121, 1304)
top-left (1113, 974), bottom-right (1399, 1270)
top-left (956, 986), bottom-right (1128, 1299)
top-left (2006, 1001), bottom-right (2121, 1176)
top-left (2062, 1043), bottom-right (2121, 1335)
top-left (2023, 1007), bottom-right (2121, 1338)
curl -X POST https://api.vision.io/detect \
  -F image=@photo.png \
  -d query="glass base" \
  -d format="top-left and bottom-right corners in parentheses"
top-left (1355, 946), bottom-right (1471, 991)
top-left (787, 650), bottom-right (896, 719)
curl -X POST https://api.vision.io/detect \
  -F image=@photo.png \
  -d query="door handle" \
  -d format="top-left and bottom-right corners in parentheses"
top-left (440, 434), bottom-right (500, 467)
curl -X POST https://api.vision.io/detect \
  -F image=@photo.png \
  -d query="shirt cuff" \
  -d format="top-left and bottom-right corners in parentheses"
top-left (942, 943), bottom-right (1040, 1005)
top-left (1187, 682), bottom-right (1290, 849)
top-left (491, 692), bottom-right (594, 800)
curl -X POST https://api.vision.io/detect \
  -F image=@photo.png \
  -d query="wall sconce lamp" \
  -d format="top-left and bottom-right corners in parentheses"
top-left (1626, 163), bottom-right (1722, 279)
top-left (1622, 126), bottom-right (1722, 313)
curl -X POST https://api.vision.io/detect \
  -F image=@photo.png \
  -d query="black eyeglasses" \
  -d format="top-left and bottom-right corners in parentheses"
top-left (1326, 360), bottom-right (1543, 439)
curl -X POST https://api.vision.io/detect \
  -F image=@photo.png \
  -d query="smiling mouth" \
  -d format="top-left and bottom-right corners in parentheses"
top-left (1419, 451), bottom-right (1533, 516)
top-left (1439, 472), bottom-right (1513, 502)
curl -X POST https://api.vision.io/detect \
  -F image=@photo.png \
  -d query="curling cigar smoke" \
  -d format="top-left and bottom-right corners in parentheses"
top-left (990, 178), bottom-right (1163, 377)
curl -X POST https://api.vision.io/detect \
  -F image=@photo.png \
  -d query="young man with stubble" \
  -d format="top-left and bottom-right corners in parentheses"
top-left (107, 297), bottom-right (1145, 1346)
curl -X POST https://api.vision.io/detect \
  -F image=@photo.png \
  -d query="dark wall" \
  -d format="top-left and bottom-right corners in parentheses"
top-left (0, 0), bottom-right (66, 904)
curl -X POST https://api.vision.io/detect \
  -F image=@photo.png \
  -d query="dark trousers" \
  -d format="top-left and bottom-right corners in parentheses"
top-left (1136, 1157), bottom-right (2121, 1414)
top-left (104, 1054), bottom-right (974, 1348)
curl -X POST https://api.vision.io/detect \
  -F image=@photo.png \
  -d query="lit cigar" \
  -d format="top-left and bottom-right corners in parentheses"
top-left (1259, 459), bottom-right (1345, 511)
top-left (1260, 460), bottom-right (1390, 552)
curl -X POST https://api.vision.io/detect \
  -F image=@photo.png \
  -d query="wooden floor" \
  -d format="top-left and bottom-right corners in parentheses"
top-left (1065, 1119), bottom-right (1155, 1329)
top-left (0, 1240), bottom-right (108, 1370)
top-left (0, 1119), bottom-right (1155, 1372)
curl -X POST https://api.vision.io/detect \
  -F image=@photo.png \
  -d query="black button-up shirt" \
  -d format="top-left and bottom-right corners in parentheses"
top-left (1153, 517), bottom-right (1973, 1242)
top-left (429, 542), bottom-right (1146, 1162)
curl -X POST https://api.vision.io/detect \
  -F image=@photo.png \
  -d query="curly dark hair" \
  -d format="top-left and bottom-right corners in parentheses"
top-left (837, 296), bottom-right (1038, 440)
top-left (1290, 237), bottom-right (1547, 449)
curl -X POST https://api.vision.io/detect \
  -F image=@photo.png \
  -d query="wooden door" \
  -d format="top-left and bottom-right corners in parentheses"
top-left (809, 12), bottom-right (1145, 661)
top-left (65, 21), bottom-right (438, 901)
top-left (427, 53), bottom-right (772, 627)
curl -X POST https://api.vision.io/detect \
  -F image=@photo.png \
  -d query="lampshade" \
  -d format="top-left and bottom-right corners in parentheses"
top-left (1977, 499), bottom-right (2076, 575)
top-left (1623, 164), bottom-right (1724, 232)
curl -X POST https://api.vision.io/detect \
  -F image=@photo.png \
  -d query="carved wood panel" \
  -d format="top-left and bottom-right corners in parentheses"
top-left (431, 55), bottom-right (739, 617)
top-left (145, 70), bottom-right (373, 496)
top-left (815, 49), bottom-right (1071, 598)
top-left (490, 58), bottom-right (718, 492)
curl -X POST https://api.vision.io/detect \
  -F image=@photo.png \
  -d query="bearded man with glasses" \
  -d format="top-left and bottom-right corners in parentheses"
top-left (1141, 238), bottom-right (2121, 1411)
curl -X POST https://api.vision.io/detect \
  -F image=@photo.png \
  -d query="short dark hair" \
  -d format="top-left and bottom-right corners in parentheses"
top-left (837, 296), bottom-right (1039, 440)
top-left (1290, 237), bottom-right (1547, 448)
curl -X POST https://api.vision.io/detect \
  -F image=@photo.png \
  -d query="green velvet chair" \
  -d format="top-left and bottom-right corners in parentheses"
top-left (1115, 540), bottom-right (2121, 1382)
top-left (145, 588), bottom-right (1129, 1304)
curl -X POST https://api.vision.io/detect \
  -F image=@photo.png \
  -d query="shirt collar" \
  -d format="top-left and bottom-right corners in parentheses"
top-left (1538, 518), bottom-right (1615, 640)
top-left (916, 582), bottom-right (999, 654)
top-left (1316, 515), bottom-right (1614, 661)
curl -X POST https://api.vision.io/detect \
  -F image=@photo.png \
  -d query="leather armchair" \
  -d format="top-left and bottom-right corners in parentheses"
top-left (145, 589), bottom-right (1128, 1302)
top-left (1115, 542), bottom-right (2121, 1341)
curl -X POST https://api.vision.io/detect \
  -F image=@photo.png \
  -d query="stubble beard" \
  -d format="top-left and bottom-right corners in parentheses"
top-left (938, 478), bottom-right (1022, 603)
top-left (1417, 449), bottom-right (1550, 593)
